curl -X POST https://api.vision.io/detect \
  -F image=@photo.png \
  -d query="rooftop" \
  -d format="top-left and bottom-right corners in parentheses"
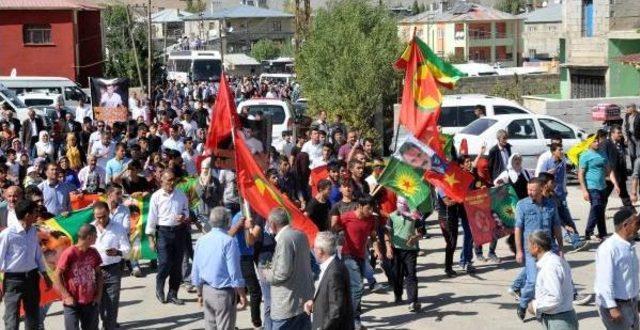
top-left (0, 0), bottom-right (100, 10)
top-left (151, 8), bottom-right (193, 23)
top-left (519, 3), bottom-right (562, 24)
top-left (183, 5), bottom-right (293, 21)
top-left (401, 2), bottom-right (519, 24)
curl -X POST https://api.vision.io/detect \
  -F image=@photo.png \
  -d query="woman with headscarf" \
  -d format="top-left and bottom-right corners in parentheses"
top-left (59, 133), bottom-right (86, 171)
top-left (494, 153), bottom-right (532, 200)
top-left (12, 138), bottom-right (29, 160)
top-left (0, 121), bottom-right (14, 151)
top-left (58, 157), bottom-right (80, 189)
top-left (34, 131), bottom-right (55, 162)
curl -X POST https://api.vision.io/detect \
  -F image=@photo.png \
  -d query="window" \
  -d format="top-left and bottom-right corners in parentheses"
top-left (245, 105), bottom-right (285, 124)
top-left (582, 0), bottom-right (594, 37)
top-left (538, 119), bottom-right (576, 139)
top-left (459, 118), bottom-right (498, 136)
top-left (528, 49), bottom-right (537, 58)
top-left (528, 26), bottom-right (536, 32)
top-left (493, 106), bottom-right (528, 115)
top-left (64, 86), bottom-right (88, 102)
top-left (272, 20), bottom-right (282, 32)
top-left (439, 106), bottom-right (477, 127)
top-left (506, 119), bottom-right (537, 139)
top-left (23, 24), bottom-right (52, 45)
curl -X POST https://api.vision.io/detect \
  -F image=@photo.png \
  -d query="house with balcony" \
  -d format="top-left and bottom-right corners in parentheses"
top-left (398, 2), bottom-right (522, 67)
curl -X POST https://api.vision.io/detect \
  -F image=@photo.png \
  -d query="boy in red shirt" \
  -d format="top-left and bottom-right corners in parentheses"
top-left (54, 223), bottom-right (104, 330)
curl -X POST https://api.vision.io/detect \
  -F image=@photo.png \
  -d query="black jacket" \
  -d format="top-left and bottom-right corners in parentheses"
top-left (624, 112), bottom-right (640, 140)
top-left (487, 143), bottom-right (511, 181)
top-left (312, 258), bottom-right (354, 330)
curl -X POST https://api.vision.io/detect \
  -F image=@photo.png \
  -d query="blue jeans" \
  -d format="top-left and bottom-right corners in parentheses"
top-left (585, 189), bottom-right (607, 238)
top-left (272, 313), bottom-right (311, 330)
top-left (343, 257), bottom-right (364, 326)
top-left (519, 252), bottom-right (537, 309)
top-left (460, 216), bottom-right (474, 265)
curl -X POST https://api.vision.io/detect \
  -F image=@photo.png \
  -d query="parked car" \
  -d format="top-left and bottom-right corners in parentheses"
top-left (0, 76), bottom-right (90, 107)
top-left (0, 84), bottom-right (47, 122)
top-left (454, 114), bottom-right (586, 170)
top-left (237, 98), bottom-right (311, 149)
top-left (439, 94), bottom-right (532, 135)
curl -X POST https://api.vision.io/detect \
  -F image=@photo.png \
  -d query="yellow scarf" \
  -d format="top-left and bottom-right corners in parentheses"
top-left (66, 146), bottom-right (82, 170)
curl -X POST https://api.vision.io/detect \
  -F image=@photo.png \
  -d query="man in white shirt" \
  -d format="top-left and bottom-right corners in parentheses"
top-left (145, 170), bottom-right (190, 305)
top-left (75, 99), bottom-right (93, 123)
top-left (162, 124), bottom-right (185, 153)
top-left (244, 127), bottom-right (264, 155)
top-left (90, 130), bottom-right (116, 170)
top-left (594, 207), bottom-right (640, 330)
top-left (302, 127), bottom-right (323, 165)
top-left (180, 112), bottom-right (198, 139)
top-left (0, 186), bottom-right (22, 228)
top-left (534, 136), bottom-right (563, 176)
top-left (92, 201), bottom-right (130, 330)
top-left (100, 84), bottom-right (123, 108)
top-left (88, 121), bottom-right (107, 155)
top-left (78, 154), bottom-right (107, 193)
top-left (527, 230), bottom-right (578, 329)
top-left (181, 137), bottom-right (197, 176)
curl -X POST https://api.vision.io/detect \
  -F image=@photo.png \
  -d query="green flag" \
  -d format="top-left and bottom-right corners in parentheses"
top-left (489, 184), bottom-right (519, 228)
top-left (44, 208), bottom-right (95, 243)
top-left (379, 157), bottom-right (432, 209)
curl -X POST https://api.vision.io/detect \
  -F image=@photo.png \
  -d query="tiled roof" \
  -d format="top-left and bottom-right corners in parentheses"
top-left (401, 2), bottom-right (519, 24)
top-left (183, 5), bottom-right (294, 20)
top-left (152, 8), bottom-right (193, 23)
top-left (519, 4), bottom-right (562, 23)
top-left (0, 0), bottom-right (100, 10)
top-left (619, 53), bottom-right (640, 65)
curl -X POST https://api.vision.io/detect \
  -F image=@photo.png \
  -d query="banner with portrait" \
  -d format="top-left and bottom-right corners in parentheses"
top-left (89, 77), bottom-right (129, 126)
top-left (463, 185), bottom-right (518, 247)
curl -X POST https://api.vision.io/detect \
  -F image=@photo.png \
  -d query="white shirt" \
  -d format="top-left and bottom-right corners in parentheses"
top-left (535, 151), bottom-right (552, 177)
top-left (594, 233), bottom-right (640, 308)
top-left (90, 141), bottom-right (116, 170)
top-left (301, 140), bottom-right (323, 165)
top-left (92, 220), bottom-right (131, 266)
top-left (245, 137), bottom-right (264, 155)
top-left (100, 92), bottom-right (123, 108)
top-left (6, 208), bottom-right (18, 228)
top-left (5, 161), bottom-right (19, 182)
top-left (89, 131), bottom-right (102, 148)
top-left (145, 188), bottom-right (190, 235)
top-left (30, 120), bottom-right (37, 137)
top-left (180, 120), bottom-right (198, 139)
top-left (78, 165), bottom-right (106, 191)
top-left (131, 105), bottom-right (149, 123)
top-left (532, 252), bottom-right (575, 315)
top-left (162, 137), bottom-right (185, 153)
top-left (75, 105), bottom-right (93, 122)
top-left (315, 255), bottom-right (335, 295)
top-left (182, 151), bottom-right (197, 176)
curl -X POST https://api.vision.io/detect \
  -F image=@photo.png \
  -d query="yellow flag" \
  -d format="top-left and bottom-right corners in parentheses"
top-left (567, 135), bottom-right (596, 166)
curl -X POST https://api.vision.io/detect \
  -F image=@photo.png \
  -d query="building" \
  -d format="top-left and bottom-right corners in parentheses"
top-left (0, 0), bottom-right (103, 86)
top-left (182, 5), bottom-right (294, 54)
top-left (519, 3), bottom-right (562, 61)
top-left (398, 2), bottom-right (522, 67)
top-left (559, 0), bottom-right (640, 99)
top-left (151, 9), bottom-right (193, 49)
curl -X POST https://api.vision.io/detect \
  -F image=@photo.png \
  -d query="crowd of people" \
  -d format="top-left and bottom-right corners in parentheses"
top-left (0, 76), bottom-right (639, 330)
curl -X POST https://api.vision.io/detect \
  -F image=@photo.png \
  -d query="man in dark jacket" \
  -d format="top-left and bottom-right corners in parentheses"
top-left (600, 126), bottom-right (632, 207)
top-left (304, 231), bottom-right (353, 330)
top-left (624, 104), bottom-right (640, 165)
top-left (487, 129), bottom-right (511, 181)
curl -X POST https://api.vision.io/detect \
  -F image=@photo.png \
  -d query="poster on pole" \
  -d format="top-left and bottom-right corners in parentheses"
top-left (89, 77), bottom-right (129, 126)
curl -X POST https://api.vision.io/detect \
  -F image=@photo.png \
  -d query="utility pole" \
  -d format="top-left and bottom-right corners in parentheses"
top-left (218, 18), bottom-right (224, 64)
top-left (125, 5), bottom-right (144, 88)
top-left (147, 0), bottom-right (152, 98)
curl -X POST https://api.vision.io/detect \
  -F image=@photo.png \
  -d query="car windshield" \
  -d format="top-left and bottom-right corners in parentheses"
top-left (24, 98), bottom-right (54, 106)
top-left (168, 59), bottom-right (191, 72)
top-left (460, 118), bottom-right (498, 135)
top-left (192, 59), bottom-right (222, 82)
top-left (0, 89), bottom-right (27, 108)
top-left (243, 105), bottom-right (285, 124)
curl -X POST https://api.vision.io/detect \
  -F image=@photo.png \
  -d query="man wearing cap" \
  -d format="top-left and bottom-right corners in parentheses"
top-left (624, 104), bottom-right (640, 165)
top-left (594, 207), bottom-right (640, 330)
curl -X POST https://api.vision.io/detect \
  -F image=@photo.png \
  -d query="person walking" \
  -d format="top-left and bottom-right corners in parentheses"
top-left (624, 103), bottom-right (640, 165)
top-left (527, 230), bottom-right (579, 330)
top-left (54, 224), bottom-right (104, 330)
top-left (487, 129), bottom-right (511, 181)
top-left (601, 125), bottom-right (632, 207)
top-left (514, 178), bottom-right (564, 321)
top-left (192, 207), bottom-right (247, 330)
top-left (145, 169), bottom-right (190, 305)
top-left (0, 199), bottom-right (52, 330)
top-left (262, 208), bottom-right (315, 330)
top-left (594, 207), bottom-right (640, 330)
top-left (92, 201), bottom-right (130, 330)
top-left (303, 231), bottom-right (354, 330)
top-left (579, 133), bottom-right (620, 241)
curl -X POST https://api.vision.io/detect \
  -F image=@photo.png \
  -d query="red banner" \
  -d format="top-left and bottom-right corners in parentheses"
top-left (462, 188), bottom-right (496, 247)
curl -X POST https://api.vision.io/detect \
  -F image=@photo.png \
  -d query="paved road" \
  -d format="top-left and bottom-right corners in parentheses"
top-left (16, 185), bottom-right (629, 329)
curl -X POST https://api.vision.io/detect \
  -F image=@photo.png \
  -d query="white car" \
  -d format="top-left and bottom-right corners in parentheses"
top-left (236, 98), bottom-right (297, 149)
top-left (17, 92), bottom-right (63, 107)
top-left (439, 94), bottom-right (532, 135)
top-left (454, 114), bottom-right (586, 170)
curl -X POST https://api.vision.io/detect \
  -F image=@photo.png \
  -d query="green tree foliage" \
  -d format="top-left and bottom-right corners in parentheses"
top-left (296, 0), bottom-right (401, 140)
top-left (103, 5), bottom-right (158, 87)
top-left (251, 39), bottom-right (281, 61)
top-left (186, 0), bottom-right (207, 13)
top-left (496, 0), bottom-right (524, 15)
top-left (411, 0), bottom-right (420, 15)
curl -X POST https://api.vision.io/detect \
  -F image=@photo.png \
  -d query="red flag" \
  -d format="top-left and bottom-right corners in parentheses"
top-left (309, 165), bottom-right (329, 196)
top-left (233, 130), bottom-right (318, 245)
top-left (462, 188), bottom-right (496, 247)
top-left (204, 73), bottom-right (241, 153)
top-left (424, 161), bottom-right (473, 204)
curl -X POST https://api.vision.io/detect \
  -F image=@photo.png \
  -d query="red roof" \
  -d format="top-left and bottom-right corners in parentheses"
top-left (0, 0), bottom-right (101, 10)
top-left (619, 53), bottom-right (640, 65)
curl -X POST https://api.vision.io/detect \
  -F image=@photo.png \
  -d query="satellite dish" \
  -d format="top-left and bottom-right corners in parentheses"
top-left (10, 68), bottom-right (17, 77)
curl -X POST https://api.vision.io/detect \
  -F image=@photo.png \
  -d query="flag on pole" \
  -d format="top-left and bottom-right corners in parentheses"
top-left (233, 130), bottom-right (319, 245)
top-left (378, 157), bottom-right (432, 210)
top-left (204, 73), bottom-right (241, 153)
top-left (567, 135), bottom-right (596, 166)
top-left (309, 164), bottom-right (329, 196)
top-left (489, 184), bottom-right (519, 229)
top-left (130, 196), bottom-right (157, 260)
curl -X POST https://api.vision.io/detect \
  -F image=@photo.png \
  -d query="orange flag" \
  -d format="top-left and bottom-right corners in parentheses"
top-left (233, 130), bottom-right (319, 245)
top-left (309, 165), bottom-right (329, 196)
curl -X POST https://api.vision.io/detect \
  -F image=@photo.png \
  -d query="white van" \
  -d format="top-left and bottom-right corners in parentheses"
top-left (0, 84), bottom-right (46, 122)
top-left (259, 73), bottom-right (296, 85)
top-left (0, 76), bottom-right (90, 107)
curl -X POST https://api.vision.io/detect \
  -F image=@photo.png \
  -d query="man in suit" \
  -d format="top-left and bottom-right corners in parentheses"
top-left (624, 103), bottom-right (640, 165)
top-left (2, 108), bottom-right (21, 137)
top-left (488, 129), bottom-right (512, 181)
top-left (304, 232), bottom-right (353, 330)
top-left (263, 208), bottom-right (314, 330)
top-left (20, 108), bottom-right (45, 154)
top-left (0, 185), bottom-right (22, 228)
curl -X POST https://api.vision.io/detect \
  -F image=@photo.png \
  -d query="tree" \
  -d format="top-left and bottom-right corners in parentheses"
top-left (496, 0), bottom-right (524, 15)
top-left (418, 3), bottom-right (426, 13)
top-left (250, 39), bottom-right (281, 61)
top-left (296, 0), bottom-right (401, 141)
top-left (186, 0), bottom-right (206, 13)
top-left (411, 0), bottom-right (420, 15)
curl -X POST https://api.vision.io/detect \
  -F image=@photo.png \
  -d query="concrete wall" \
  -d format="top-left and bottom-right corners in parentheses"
top-left (610, 0), bottom-right (640, 31)
top-left (442, 73), bottom-right (559, 98)
top-left (523, 95), bottom-right (640, 132)
top-left (563, 0), bottom-right (610, 66)
top-left (521, 21), bottom-right (561, 59)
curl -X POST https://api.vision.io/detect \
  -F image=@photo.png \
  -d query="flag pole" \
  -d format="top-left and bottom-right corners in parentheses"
top-left (393, 29), bottom-right (417, 153)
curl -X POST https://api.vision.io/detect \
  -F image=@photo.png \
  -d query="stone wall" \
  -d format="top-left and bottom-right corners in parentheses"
top-left (442, 73), bottom-right (559, 101)
top-left (522, 95), bottom-right (640, 132)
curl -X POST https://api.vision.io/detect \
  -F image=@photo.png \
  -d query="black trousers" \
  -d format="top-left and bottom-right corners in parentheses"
top-left (156, 225), bottom-right (186, 296)
top-left (100, 263), bottom-right (122, 330)
top-left (3, 269), bottom-right (40, 330)
top-left (240, 255), bottom-right (262, 327)
top-left (438, 200), bottom-right (460, 271)
top-left (605, 177), bottom-right (632, 208)
top-left (392, 248), bottom-right (418, 304)
top-left (63, 303), bottom-right (99, 330)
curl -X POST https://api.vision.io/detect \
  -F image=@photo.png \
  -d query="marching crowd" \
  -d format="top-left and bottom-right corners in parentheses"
top-left (0, 75), bottom-right (640, 330)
